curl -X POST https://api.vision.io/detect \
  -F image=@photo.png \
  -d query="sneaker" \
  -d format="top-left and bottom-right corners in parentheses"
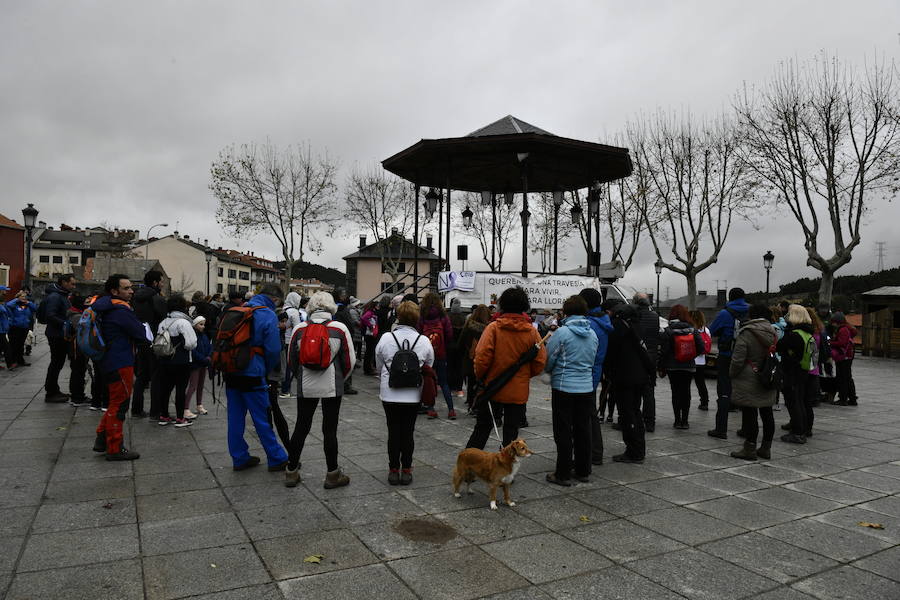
top-left (278, 392), bottom-right (294, 399)
top-left (707, 429), bottom-right (728, 440)
top-left (546, 473), bottom-right (572, 487)
top-left (173, 418), bottom-right (193, 427)
top-left (157, 416), bottom-right (173, 426)
top-left (69, 397), bottom-right (92, 407)
top-left (89, 405), bottom-right (102, 411)
top-left (44, 393), bottom-right (69, 403)
top-left (605, 416), bottom-right (613, 423)
top-left (427, 410), bottom-right (438, 419)
top-left (106, 447), bottom-right (140, 461)
top-left (388, 469), bottom-right (400, 485)
top-left (698, 403), bottom-right (709, 411)
top-left (612, 453), bottom-right (644, 464)
top-left (448, 410), bottom-right (457, 420)
top-left (284, 467), bottom-right (301, 487)
top-left (343, 387), bottom-right (359, 395)
top-left (233, 456), bottom-right (261, 471)
top-left (399, 468), bottom-right (413, 485)
top-left (183, 410), bottom-right (198, 420)
top-left (196, 405), bottom-right (208, 415)
top-left (781, 433), bottom-right (806, 444)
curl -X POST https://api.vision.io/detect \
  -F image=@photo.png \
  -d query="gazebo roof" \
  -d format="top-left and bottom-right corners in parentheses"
top-left (382, 115), bottom-right (632, 193)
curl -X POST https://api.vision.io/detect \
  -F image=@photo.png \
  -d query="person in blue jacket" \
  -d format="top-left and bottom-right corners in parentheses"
top-left (0, 287), bottom-right (11, 368)
top-left (544, 295), bottom-right (599, 486)
top-left (579, 288), bottom-right (614, 465)
top-left (6, 290), bottom-right (36, 369)
top-left (224, 283), bottom-right (289, 472)
top-left (707, 287), bottom-right (750, 439)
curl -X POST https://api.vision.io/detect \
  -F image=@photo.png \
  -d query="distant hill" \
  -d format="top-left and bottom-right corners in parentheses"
top-left (273, 260), bottom-right (347, 289)
top-left (746, 267), bottom-right (900, 311)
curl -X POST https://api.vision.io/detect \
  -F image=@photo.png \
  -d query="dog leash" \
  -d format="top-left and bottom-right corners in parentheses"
top-left (486, 399), bottom-right (502, 449)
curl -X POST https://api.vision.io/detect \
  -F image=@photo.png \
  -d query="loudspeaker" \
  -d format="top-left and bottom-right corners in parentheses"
top-left (457, 245), bottom-right (468, 260)
top-left (589, 251), bottom-right (602, 266)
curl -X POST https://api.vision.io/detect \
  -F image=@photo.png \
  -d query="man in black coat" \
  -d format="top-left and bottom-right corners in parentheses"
top-left (633, 293), bottom-right (661, 432)
top-left (331, 288), bottom-right (359, 395)
top-left (40, 274), bottom-right (76, 402)
top-left (132, 270), bottom-right (167, 417)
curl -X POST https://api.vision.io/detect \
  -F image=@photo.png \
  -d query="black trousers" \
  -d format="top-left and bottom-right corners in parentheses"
top-left (783, 369), bottom-right (809, 436)
top-left (714, 355), bottom-right (732, 432)
top-left (640, 379), bottom-right (656, 426)
top-left (740, 406), bottom-right (775, 444)
top-left (363, 335), bottom-right (377, 374)
top-left (91, 363), bottom-right (108, 408)
top-left (591, 386), bottom-right (604, 462)
top-left (668, 370), bottom-right (693, 424)
top-left (614, 383), bottom-right (646, 460)
top-left (383, 402), bottom-right (418, 469)
top-left (158, 363), bottom-right (192, 419)
top-left (8, 326), bottom-right (28, 365)
top-left (694, 366), bottom-right (709, 405)
top-left (131, 345), bottom-right (156, 415)
top-left (466, 401), bottom-right (525, 450)
top-left (552, 389), bottom-right (593, 479)
top-left (598, 377), bottom-right (615, 420)
top-left (804, 374), bottom-right (818, 432)
top-left (287, 396), bottom-right (342, 471)
top-left (836, 360), bottom-right (854, 403)
top-left (266, 382), bottom-right (291, 448)
top-left (0, 333), bottom-right (11, 366)
top-left (69, 346), bottom-right (89, 401)
top-left (44, 336), bottom-right (69, 396)
top-left (448, 348), bottom-right (464, 391)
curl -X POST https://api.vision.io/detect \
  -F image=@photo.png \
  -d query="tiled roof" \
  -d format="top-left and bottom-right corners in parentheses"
top-left (467, 115), bottom-right (553, 137)
top-left (863, 286), bottom-right (900, 296)
top-left (0, 214), bottom-right (24, 230)
top-left (343, 234), bottom-right (442, 261)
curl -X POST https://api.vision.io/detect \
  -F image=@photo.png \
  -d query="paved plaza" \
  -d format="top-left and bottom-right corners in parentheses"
top-left (1, 344), bottom-right (900, 600)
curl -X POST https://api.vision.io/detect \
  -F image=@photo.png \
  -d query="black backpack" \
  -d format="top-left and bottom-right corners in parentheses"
top-left (388, 333), bottom-right (422, 389)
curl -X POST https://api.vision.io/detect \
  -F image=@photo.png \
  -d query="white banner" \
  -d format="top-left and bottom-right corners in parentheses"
top-left (445, 273), bottom-right (601, 310)
top-left (437, 271), bottom-right (476, 292)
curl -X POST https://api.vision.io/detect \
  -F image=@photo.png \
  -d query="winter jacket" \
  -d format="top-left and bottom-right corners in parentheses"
top-left (6, 299), bottom-right (36, 330)
top-left (283, 292), bottom-right (304, 345)
top-left (230, 294), bottom-right (282, 381)
top-left (333, 304), bottom-right (358, 345)
top-left (457, 319), bottom-right (487, 377)
top-left (288, 309), bottom-right (355, 398)
top-left (709, 298), bottom-right (750, 357)
top-left (635, 305), bottom-right (662, 363)
top-left (375, 325), bottom-right (435, 404)
top-left (658, 320), bottom-right (704, 372)
top-left (0, 304), bottom-right (8, 335)
top-left (360, 309), bottom-right (378, 337)
top-left (418, 308), bottom-right (453, 358)
top-left (132, 286), bottom-right (167, 331)
top-left (348, 305), bottom-right (363, 344)
top-left (831, 323), bottom-right (857, 362)
top-left (191, 332), bottom-right (213, 367)
top-left (728, 318), bottom-right (778, 408)
top-left (157, 311), bottom-right (198, 365)
top-left (40, 283), bottom-right (72, 338)
top-left (776, 323), bottom-right (816, 374)
top-left (544, 316), bottom-right (598, 394)
top-left (92, 294), bottom-right (150, 373)
top-left (604, 311), bottom-right (653, 387)
top-left (585, 307), bottom-right (614, 389)
top-left (773, 317), bottom-right (787, 341)
top-left (375, 305), bottom-right (392, 340)
top-left (193, 301), bottom-right (221, 338)
top-left (473, 312), bottom-right (546, 405)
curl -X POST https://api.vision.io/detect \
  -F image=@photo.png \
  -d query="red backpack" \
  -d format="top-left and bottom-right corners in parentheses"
top-left (296, 321), bottom-right (334, 370)
top-left (673, 333), bottom-right (700, 362)
top-left (422, 320), bottom-right (446, 360)
top-left (700, 330), bottom-right (712, 354)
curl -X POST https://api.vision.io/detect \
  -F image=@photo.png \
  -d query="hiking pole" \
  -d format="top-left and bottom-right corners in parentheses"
top-left (486, 399), bottom-right (503, 450)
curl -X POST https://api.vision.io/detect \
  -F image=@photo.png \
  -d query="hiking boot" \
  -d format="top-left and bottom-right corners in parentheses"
top-left (233, 456), bottom-right (261, 471)
top-left (707, 429), bottom-right (727, 440)
top-left (698, 403), bottom-right (709, 411)
top-left (92, 432), bottom-right (106, 453)
top-left (69, 397), bottom-right (92, 407)
top-left (781, 433), bottom-right (806, 444)
top-left (343, 387), bottom-right (359, 395)
top-left (591, 456), bottom-right (604, 466)
top-left (730, 442), bottom-right (758, 461)
top-left (388, 469), bottom-right (400, 485)
top-left (781, 422), bottom-right (792, 431)
top-left (448, 409), bottom-right (457, 420)
top-left (284, 467), bottom-right (301, 487)
top-left (399, 468), bottom-right (413, 486)
top-left (44, 393), bottom-right (69, 403)
top-left (546, 473), bottom-right (572, 486)
top-left (106, 447), bottom-right (140, 461)
top-left (268, 460), bottom-right (288, 472)
top-left (612, 453), bottom-right (644, 464)
top-left (324, 468), bottom-right (350, 489)
top-left (757, 441), bottom-right (772, 459)
top-left (427, 410), bottom-right (438, 419)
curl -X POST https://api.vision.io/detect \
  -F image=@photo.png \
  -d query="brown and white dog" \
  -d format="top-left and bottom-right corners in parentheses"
top-left (452, 439), bottom-right (533, 510)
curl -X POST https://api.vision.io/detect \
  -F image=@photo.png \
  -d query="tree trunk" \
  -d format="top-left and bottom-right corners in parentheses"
top-left (685, 271), bottom-right (698, 311)
top-left (818, 269), bottom-right (835, 307)
top-left (283, 257), bottom-right (294, 295)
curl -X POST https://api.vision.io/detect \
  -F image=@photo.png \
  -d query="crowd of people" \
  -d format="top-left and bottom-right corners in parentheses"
top-left (1, 274), bottom-right (861, 489)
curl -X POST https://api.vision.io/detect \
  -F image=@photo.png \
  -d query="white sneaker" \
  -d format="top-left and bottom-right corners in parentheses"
top-left (173, 418), bottom-right (193, 428)
top-left (197, 405), bottom-right (208, 415)
top-left (278, 393), bottom-right (294, 399)
top-left (184, 410), bottom-right (198, 420)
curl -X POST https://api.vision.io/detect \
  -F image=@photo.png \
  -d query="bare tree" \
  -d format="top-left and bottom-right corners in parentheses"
top-left (210, 141), bottom-right (340, 292)
top-left (454, 192), bottom-right (520, 271)
top-left (736, 54), bottom-right (900, 304)
top-left (528, 192), bottom-right (576, 272)
top-left (635, 112), bottom-right (758, 309)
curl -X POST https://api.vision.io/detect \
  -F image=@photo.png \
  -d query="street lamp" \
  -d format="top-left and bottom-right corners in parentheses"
top-left (654, 259), bottom-right (663, 312)
top-left (461, 206), bottom-right (473, 229)
top-left (504, 191), bottom-right (515, 207)
top-left (763, 250), bottom-right (775, 296)
top-left (145, 223), bottom-right (169, 260)
top-left (587, 183), bottom-right (601, 217)
top-left (205, 249), bottom-right (213, 295)
top-left (552, 191), bottom-right (564, 274)
top-left (424, 188), bottom-right (439, 218)
top-left (520, 208), bottom-right (531, 228)
top-left (21, 203), bottom-right (38, 291)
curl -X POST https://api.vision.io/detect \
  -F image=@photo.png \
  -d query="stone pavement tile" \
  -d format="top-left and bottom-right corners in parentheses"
top-left (31, 497), bottom-right (136, 533)
top-left (352, 518), bottom-right (469, 560)
top-left (860, 462), bottom-right (900, 480)
top-left (0, 449), bottom-right (58, 470)
top-left (852, 546), bottom-right (900, 582)
top-left (482, 532), bottom-right (610, 584)
top-left (323, 491), bottom-right (426, 525)
top-left (785, 477), bottom-right (885, 505)
top-left (858, 494), bottom-right (900, 518)
top-left (43, 475), bottom-right (134, 503)
top-left (758, 518), bottom-right (890, 562)
top-left (739, 487), bottom-right (844, 517)
top-left (390, 545), bottom-right (528, 600)
top-left (134, 468), bottom-right (218, 496)
top-left (725, 463), bottom-right (811, 485)
top-left (700, 532), bottom-right (839, 583)
top-left (140, 512), bottom-right (248, 555)
top-left (488, 472), bottom-right (561, 502)
top-left (771, 455), bottom-right (848, 478)
top-left (629, 477), bottom-right (726, 505)
top-left (279, 563), bottom-right (415, 600)
top-left (540, 565), bottom-right (687, 600)
top-left (482, 586), bottom-right (552, 600)
top-left (137, 488), bottom-right (231, 522)
top-left (681, 449), bottom-right (744, 469)
top-left (593, 462), bottom-right (668, 484)
top-left (0, 535), bottom-right (24, 572)
top-left (517, 453), bottom-right (557, 475)
top-left (143, 543), bottom-right (271, 600)
top-left (628, 506), bottom-right (747, 545)
top-left (399, 482), bottom-right (489, 514)
top-left (812, 506), bottom-right (900, 544)
top-left (644, 437), bottom-right (700, 456)
top-left (256, 528), bottom-right (378, 579)
top-left (4, 558), bottom-right (144, 600)
top-left (678, 470), bottom-right (769, 494)
top-left (307, 471), bottom-right (393, 500)
top-left (513, 495), bottom-right (617, 531)
top-left (435, 506), bottom-right (548, 544)
top-left (211, 463), bottom-right (286, 487)
top-left (641, 455), bottom-right (713, 476)
top-left (630, 547), bottom-right (778, 600)
top-left (686, 496), bottom-right (798, 530)
top-left (132, 453), bottom-right (209, 476)
top-left (237, 500), bottom-right (342, 541)
top-left (186, 583), bottom-right (286, 600)
top-left (0, 437), bottom-right (63, 454)
top-left (223, 480), bottom-right (319, 511)
top-left (562, 518), bottom-right (685, 563)
top-left (753, 587), bottom-right (818, 600)
top-left (792, 565), bottom-right (900, 600)
top-left (18, 524), bottom-right (140, 572)
top-left (570, 485), bottom-right (675, 517)
top-left (0, 507), bottom-right (36, 537)
top-left (826, 469), bottom-right (900, 494)
top-left (49, 456), bottom-right (133, 481)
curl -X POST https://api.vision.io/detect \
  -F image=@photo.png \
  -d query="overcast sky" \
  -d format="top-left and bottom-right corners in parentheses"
top-left (3, 1), bottom-right (899, 297)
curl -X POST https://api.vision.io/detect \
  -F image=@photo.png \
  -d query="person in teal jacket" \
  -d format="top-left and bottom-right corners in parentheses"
top-left (544, 295), bottom-right (598, 487)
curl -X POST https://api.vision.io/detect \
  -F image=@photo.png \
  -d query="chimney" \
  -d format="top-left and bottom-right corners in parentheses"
top-left (183, 234), bottom-right (190, 240)
top-left (38, 220), bottom-right (46, 229)
top-left (716, 289), bottom-right (727, 307)
top-left (173, 230), bottom-right (179, 239)
top-left (358, 235), bottom-right (366, 249)
top-left (203, 239), bottom-right (208, 247)
top-left (426, 235), bottom-right (433, 250)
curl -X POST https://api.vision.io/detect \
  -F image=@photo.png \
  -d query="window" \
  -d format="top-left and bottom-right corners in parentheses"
top-left (381, 282), bottom-right (403, 293)
top-left (894, 311), bottom-right (900, 329)
top-left (217, 267), bottom-right (223, 277)
top-left (228, 284), bottom-right (236, 293)
top-left (0, 265), bottom-right (8, 287)
top-left (52, 256), bottom-right (63, 264)
top-left (227, 269), bottom-right (236, 279)
top-left (239, 271), bottom-right (249, 281)
top-left (397, 262), bottom-right (406, 273)
top-left (216, 284), bottom-right (223, 293)
top-left (39, 255), bottom-right (50, 263)
top-left (238, 285), bottom-right (249, 293)
top-left (68, 256), bottom-right (79, 264)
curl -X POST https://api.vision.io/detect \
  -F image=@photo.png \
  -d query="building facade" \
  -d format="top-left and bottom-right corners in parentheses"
top-left (343, 232), bottom-right (441, 301)
top-left (0, 214), bottom-right (25, 300)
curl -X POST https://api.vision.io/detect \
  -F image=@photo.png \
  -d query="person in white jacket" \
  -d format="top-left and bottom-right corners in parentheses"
top-left (154, 294), bottom-right (198, 427)
top-left (375, 301), bottom-right (434, 485)
top-left (283, 291), bottom-right (355, 489)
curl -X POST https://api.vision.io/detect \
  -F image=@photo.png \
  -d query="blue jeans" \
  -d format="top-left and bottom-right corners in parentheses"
top-left (434, 359), bottom-right (454, 411)
top-left (226, 386), bottom-right (288, 468)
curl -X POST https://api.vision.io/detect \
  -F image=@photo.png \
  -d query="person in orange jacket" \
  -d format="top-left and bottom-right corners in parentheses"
top-left (466, 287), bottom-right (547, 449)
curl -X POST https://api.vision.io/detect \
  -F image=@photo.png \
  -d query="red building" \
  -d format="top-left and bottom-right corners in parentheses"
top-left (0, 213), bottom-right (25, 301)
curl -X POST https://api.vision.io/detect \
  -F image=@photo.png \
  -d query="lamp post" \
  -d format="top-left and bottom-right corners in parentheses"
top-left (21, 203), bottom-right (38, 291)
top-left (654, 259), bottom-right (663, 312)
top-left (461, 206), bottom-right (473, 229)
top-left (588, 182), bottom-right (601, 277)
top-left (205, 250), bottom-right (213, 295)
top-left (145, 223), bottom-right (168, 260)
top-left (763, 250), bottom-right (774, 297)
top-left (552, 191), bottom-right (563, 274)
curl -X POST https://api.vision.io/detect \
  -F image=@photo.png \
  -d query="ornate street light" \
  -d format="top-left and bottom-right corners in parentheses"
top-left (504, 191), bottom-right (515, 207)
top-left (461, 205), bottom-right (473, 229)
top-left (520, 208), bottom-right (531, 228)
top-left (424, 188), bottom-right (440, 217)
top-left (205, 249), bottom-right (213, 295)
top-left (21, 203), bottom-right (38, 291)
top-left (145, 222), bottom-right (168, 260)
top-left (763, 250), bottom-right (775, 296)
top-left (654, 259), bottom-right (663, 312)
top-left (552, 191), bottom-right (564, 274)
top-left (587, 182), bottom-right (601, 217)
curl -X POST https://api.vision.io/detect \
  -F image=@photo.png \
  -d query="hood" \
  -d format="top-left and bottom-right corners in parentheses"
top-left (464, 319), bottom-right (487, 334)
top-left (45, 282), bottom-right (69, 296)
top-left (666, 319), bottom-right (695, 334)
top-left (284, 292), bottom-right (302, 310)
top-left (725, 298), bottom-right (750, 314)
top-left (91, 295), bottom-right (132, 315)
top-left (494, 312), bottom-right (534, 332)
top-left (246, 294), bottom-right (276, 310)
top-left (133, 286), bottom-right (158, 303)
top-left (166, 311), bottom-right (191, 322)
top-left (739, 318), bottom-right (776, 336)
top-left (788, 322), bottom-right (815, 335)
top-left (562, 316), bottom-right (594, 337)
top-left (309, 309), bottom-right (334, 322)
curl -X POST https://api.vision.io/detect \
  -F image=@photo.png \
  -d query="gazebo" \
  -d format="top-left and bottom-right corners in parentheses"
top-left (381, 115), bottom-right (633, 285)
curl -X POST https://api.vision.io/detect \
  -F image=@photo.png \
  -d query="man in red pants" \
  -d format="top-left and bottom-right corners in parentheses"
top-left (90, 274), bottom-right (150, 461)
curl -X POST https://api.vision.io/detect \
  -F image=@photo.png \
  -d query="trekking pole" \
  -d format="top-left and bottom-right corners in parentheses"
top-left (486, 399), bottom-right (503, 450)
